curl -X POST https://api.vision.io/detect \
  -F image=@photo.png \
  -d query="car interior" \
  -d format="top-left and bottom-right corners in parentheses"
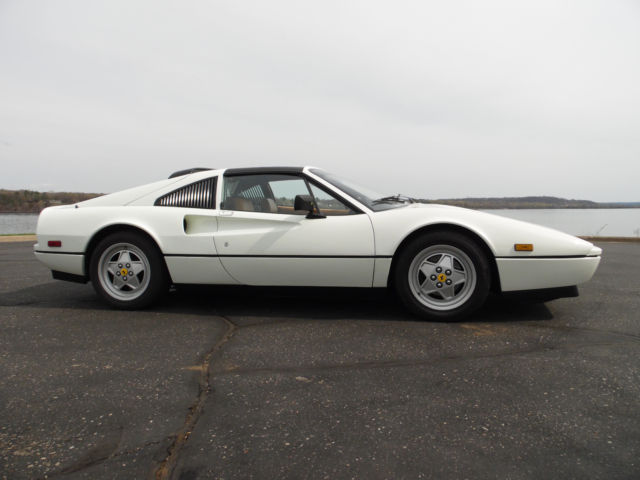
top-left (222, 174), bottom-right (353, 216)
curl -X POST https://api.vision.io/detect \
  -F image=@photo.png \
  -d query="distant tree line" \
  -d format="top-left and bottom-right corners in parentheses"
top-left (0, 189), bottom-right (103, 213)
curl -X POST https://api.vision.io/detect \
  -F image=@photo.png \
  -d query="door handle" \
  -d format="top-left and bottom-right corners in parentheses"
top-left (219, 210), bottom-right (234, 217)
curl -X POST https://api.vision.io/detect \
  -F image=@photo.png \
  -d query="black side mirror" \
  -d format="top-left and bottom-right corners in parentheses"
top-left (294, 195), bottom-right (325, 219)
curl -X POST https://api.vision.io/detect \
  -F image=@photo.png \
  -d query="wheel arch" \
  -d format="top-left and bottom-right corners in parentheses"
top-left (388, 223), bottom-right (501, 293)
top-left (84, 224), bottom-right (169, 281)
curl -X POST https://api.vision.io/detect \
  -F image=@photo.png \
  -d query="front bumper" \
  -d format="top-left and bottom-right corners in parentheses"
top-left (497, 255), bottom-right (601, 292)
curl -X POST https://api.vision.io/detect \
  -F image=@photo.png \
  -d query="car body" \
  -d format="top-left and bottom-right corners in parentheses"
top-left (34, 166), bottom-right (602, 320)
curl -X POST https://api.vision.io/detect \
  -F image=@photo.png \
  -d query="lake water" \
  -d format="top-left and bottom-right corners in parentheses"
top-left (1, 209), bottom-right (639, 237)
top-left (483, 209), bottom-right (640, 237)
top-left (0, 213), bottom-right (39, 235)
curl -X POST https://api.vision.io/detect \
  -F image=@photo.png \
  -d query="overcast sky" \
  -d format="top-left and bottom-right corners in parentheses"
top-left (1, 1), bottom-right (639, 201)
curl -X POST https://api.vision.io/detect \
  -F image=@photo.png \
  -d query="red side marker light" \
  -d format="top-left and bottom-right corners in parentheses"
top-left (48, 240), bottom-right (62, 247)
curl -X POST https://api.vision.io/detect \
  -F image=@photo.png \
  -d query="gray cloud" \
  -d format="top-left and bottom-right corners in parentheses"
top-left (1, 0), bottom-right (638, 200)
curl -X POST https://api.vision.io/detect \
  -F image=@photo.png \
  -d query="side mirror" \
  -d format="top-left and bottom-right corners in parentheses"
top-left (294, 195), bottom-right (325, 219)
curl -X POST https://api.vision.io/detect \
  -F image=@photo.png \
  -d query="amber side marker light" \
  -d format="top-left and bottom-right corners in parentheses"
top-left (514, 244), bottom-right (534, 252)
top-left (48, 240), bottom-right (62, 247)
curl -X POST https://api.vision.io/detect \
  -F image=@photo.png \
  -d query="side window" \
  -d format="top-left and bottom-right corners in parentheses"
top-left (308, 183), bottom-right (354, 216)
top-left (154, 177), bottom-right (217, 209)
top-left (222, 173), bottom-right (356, 215)
top-left (223, 176), bottom-right (266, 212)
top-left (269, 178), bottom-right (311, 214)
top-left (223, 174), bottom-right (310, 214)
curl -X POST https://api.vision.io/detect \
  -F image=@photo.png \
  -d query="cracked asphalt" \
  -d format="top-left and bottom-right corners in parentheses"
top-left (1, 241), bottom-right (639, 479)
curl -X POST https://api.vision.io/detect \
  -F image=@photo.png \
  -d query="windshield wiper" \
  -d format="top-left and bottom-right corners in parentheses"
top-left (372, 194), bottom-right (417, 205)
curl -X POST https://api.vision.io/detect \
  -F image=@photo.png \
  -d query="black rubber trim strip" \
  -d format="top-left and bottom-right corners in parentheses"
top-left (52, 270), bottom-right (88, 283)
top-left (495, 255), bottom-right (591, 259)
top-left (501, 285), bottom-right (579, 300)
top-left (225, 167), bottom-right (304, 176)
top-left (169, 167), bottom-right (212, 179)
top-left (164, 253), bottom-right (392, 259)
top-left (34, 250), bottom-right (84, 256)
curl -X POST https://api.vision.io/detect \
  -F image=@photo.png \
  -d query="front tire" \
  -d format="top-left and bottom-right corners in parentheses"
top-left (394, 231), bottom-right (490, 321)
top-left (90, 232), bottom-right (168, 309)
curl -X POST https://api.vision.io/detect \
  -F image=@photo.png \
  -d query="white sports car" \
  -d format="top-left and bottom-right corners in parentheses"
top-left (34, 167), bottom-right (602, 320)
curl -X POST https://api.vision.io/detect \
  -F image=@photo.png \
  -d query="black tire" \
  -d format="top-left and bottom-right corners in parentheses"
top-left (393, 231), bottom-right (491, 321)
top-left (90, 232), bottom-right (168, 309)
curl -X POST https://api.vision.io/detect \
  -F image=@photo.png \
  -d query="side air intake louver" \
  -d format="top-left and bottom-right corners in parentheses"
top-left (154, 177), bottom-right (217, 209)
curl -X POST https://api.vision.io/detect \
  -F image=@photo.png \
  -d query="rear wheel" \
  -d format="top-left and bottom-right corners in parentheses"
top-left (90, 232), bottom-right (168, 309)
top-left (394, 231), bottom-right (490, 321)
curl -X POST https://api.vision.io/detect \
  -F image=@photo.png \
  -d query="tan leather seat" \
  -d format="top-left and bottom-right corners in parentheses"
top-left (260, 198), bottom-right (278, 213)
top-left (225, 197), bottom-right (255, 212)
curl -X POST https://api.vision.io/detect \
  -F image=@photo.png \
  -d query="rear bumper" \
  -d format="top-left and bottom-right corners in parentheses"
top-left (34, 250), bottom-right (85, 276)
top-left (497, 256), bottom-right (601, 292)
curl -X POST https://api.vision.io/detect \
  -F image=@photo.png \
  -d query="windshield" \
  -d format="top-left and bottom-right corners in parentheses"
top-left (309, 169), bottom-right (411, 212)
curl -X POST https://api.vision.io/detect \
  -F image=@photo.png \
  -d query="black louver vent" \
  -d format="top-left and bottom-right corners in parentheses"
top-left (154, 177), bottom-right (217, 209)
top-left (240, 184), bottom-right (264, 199)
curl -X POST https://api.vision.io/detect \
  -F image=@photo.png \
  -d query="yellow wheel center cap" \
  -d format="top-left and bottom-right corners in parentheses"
top-left (437, 273), bottom-right (447, 282)
top-left (121, 268), bottom-right (128, 276)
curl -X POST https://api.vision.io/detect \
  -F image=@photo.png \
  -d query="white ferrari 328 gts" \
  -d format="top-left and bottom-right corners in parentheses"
top-left (34, 167), bottom-right (602, 320)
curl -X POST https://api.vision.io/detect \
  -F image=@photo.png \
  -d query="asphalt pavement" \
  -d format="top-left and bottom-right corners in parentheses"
top-left (0, 241), bottom-right (639, 479)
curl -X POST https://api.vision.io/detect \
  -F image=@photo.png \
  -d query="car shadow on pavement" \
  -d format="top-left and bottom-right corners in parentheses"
top-left (1, 281), bottom-right (554, 323)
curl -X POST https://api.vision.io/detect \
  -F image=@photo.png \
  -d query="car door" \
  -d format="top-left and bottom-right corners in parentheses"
top-left (213, 172), bottom-right (375, 287)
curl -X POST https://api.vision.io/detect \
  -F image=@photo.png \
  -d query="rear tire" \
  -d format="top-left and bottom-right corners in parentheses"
top-left (394, 231), bottom-right (490, 321)
top-left (90, 232), bottom-right (168, 309)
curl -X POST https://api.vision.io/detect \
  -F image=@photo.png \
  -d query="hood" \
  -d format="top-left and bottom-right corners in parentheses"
top-left (377, 202), bottom-right (600, 257)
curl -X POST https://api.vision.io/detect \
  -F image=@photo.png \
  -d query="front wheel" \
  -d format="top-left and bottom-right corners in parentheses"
top-left (90, 232), bottom-right (168, 309)
top-left (394, 232), bottom-right (491, 321)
